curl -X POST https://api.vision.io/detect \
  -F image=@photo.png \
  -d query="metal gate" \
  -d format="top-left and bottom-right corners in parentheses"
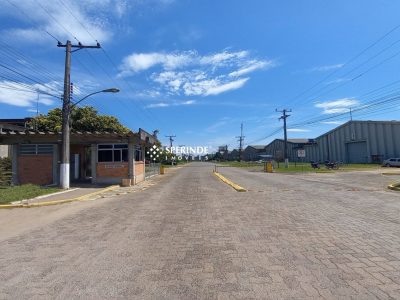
top-left (346, 142), bottom-right (368, 163)
top-left (145, 162), bottom-right (160, 178)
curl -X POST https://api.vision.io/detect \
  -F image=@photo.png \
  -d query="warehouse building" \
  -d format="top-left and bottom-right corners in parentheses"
top-left (303, 120), bottom-right (400, 163)
top-left (243, 145), bottom-right (267, 161)
top-left (264, 138), bottom-right (315, 162)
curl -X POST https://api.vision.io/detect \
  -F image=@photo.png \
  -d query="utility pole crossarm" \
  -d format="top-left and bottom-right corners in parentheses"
top-left (165, 135), bottom-right (176, 149)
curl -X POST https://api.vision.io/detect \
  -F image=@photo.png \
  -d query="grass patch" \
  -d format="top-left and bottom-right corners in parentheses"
top-left (0, 184), bottom-right (61, 204)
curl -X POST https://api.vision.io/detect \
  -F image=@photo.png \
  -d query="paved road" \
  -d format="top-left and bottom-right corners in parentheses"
top-left (1, 163), bottom-right (400, 299)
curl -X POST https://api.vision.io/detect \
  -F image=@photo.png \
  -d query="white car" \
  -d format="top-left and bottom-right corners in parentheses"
top-left (382, 158), bottom-right (400, 167)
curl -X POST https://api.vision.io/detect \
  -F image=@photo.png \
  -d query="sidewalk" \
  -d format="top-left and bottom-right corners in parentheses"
top-left (26, 186), bottom-right (111, 204)
top-left (2, 177), bottom-right (163, 208)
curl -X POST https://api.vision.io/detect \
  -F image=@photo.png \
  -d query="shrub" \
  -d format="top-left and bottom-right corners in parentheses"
top-left (0, 157), bottom-right (12, 186)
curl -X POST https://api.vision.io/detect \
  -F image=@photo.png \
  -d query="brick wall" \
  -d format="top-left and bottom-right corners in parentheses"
top-left (96, 162), bottom-right (128, 178)
top-left (18, 155), bottom-right (53, 185)
top-left (134, 161), bottom-right (144, 176)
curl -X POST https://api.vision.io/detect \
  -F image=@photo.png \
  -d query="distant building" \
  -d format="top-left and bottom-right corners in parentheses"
top-left (265, 139), bottom-right (315, 162)
top-left (243, 145), bottom-right (267, 161)
top-left (229, 149), bottom-right (239, 161)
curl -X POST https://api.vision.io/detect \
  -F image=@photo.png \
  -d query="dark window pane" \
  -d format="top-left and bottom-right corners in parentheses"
top-left (121, 149), bottom-right (128, 162)
top-left (20, 144), bottom-right (36, 155)
top-left (135, 149), bottom-right (141, 161)
top-left (99, 144), bottom-right (113, 149)
top-left (114, 144), bottom-right (128, 149)
top-left (114, 150), bottom-right (121, 162)
top-left (98, 150), bottom-right (113, 162)
top-left (37, 144), bottom-right (53, 154)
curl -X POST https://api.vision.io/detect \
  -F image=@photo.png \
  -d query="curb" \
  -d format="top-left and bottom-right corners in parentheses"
top-left (213, 171), bottom-right (247, 192)
top-left (388, 182), bottom-right (400, 191)
top-left (382, 173), bottom-right (400, 176)
top-left (0, 185), bottom-right (119, 209)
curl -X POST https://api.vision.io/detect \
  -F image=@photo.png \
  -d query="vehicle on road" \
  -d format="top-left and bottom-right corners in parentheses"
top-left (382, 158), bottom-right (400, 167)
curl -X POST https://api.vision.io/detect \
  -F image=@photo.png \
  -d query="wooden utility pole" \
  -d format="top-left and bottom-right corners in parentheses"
top-left (276, 108), bottom-right (291, 168)
top-left (236, 123), bottom-right (245, 161)
top-left (57, 40), bottom-right (101, 189)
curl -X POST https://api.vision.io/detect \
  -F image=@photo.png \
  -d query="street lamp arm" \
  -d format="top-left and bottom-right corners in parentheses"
top-left (70, 88), bottom-right (120, 109)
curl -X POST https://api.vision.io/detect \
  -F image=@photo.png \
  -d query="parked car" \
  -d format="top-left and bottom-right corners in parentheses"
top-left (382, 158), bottom-right (400, 167)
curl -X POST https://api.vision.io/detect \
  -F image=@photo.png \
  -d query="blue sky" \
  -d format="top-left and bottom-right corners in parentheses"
top-left (1, 0), bottom-right (400, 151)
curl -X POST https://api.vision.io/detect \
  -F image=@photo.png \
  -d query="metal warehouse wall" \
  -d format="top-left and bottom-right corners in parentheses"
top-left (304, 121), bottom-right (400, 163)
top-left (265, 139), bottom-right (298, 161)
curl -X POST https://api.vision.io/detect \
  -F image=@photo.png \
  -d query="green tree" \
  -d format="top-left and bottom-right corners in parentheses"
top-left (29, 106), bottom-right (130, 134)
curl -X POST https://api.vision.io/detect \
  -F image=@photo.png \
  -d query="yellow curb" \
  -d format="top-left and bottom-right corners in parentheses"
top-left (213, 171), bottom-right (247, 192)
top-left (388, 182), bottom-right (400, 191)
top-left (0, 185), bottom-right (119, 209)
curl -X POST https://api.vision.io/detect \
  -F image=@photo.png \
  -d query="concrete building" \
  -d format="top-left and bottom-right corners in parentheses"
top-left (264, 139), bottom-right (315, 162)
top-left (303, 120), bottom-right (400, 163)
top-left (0, 128), bottom-right (157, 186)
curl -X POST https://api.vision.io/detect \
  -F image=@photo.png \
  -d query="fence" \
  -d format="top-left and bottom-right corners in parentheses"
top-left (145, 162), bottom-right (160, 178)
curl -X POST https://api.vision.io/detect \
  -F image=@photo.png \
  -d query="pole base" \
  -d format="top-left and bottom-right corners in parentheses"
top-left (284, 159), bottom-right (289, 168)
top-left (60, 163), bottom-right (70, 189)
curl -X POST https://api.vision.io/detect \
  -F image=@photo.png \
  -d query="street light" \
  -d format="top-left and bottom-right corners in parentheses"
top-left (70, 88), bottom-right (120, 108)
top-left (60, 88), bottom-right (120, 189)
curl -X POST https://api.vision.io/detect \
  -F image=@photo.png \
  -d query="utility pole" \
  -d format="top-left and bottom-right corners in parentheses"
top-left (349, 107), bottom-right (353, 121)
top-left (165, 135), bottom-right (176, 149)
top-left (276, 108), bottom-right (292, 168)
top-left (236, 123), bottom-right (245, 161)
top-left (165, 135), bottom-right (176, 165)
top-left (57, 40), bottom-right (101, 189)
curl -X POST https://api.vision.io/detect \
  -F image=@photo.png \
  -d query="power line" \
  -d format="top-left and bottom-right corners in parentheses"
top-left (285, 23), bottom-right (400, 107)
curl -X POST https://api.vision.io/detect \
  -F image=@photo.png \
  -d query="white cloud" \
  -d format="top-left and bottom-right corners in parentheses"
top-left (0, 81), bottom-right (57, 107)
top-left (121, 52), bottom-right (195, 73)
top-left (146, 102), bottom-right (169, 108)
top-left (229, 60), bottom-right (273, 77)
top-left (199, 50), bottom-right (248, 66)
top-left (315, 98), bottom-right (359, 114)
top-left (1, 0), bottom-right (118, 44)
top-left (204, 78), bottom-right (249, 96)
top-left (320, 121), bottom-right (344, 125)
top-left (310, 64), bottom-right (344, 72)
top-left (146, 99), bottom-right (196, 108)
top-left (287, 128), bottom-right (310, 132)
top-left (120, 49), bottom-right (274, 96)
top-left (206, 119), bottom-right (230, 133)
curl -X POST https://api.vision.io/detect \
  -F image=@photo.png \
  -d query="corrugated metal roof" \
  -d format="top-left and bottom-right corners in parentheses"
top-left (247, 145), bottom-right (267, 150)
top-left (0, 130), bottom-right (136, 137)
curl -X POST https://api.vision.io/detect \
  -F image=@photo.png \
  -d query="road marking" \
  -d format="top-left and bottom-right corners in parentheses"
top-left (388, 182), bottom-right (400, 191)
top-left (213, 172), bottom-right (247, 192)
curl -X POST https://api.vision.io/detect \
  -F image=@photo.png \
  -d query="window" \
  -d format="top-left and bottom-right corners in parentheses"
top-left (19, 144), bottom-right (53, 155)
top-left (98, 144), bottom-right (128, 162)
top-left (135, 145), bottom-right (142, 161)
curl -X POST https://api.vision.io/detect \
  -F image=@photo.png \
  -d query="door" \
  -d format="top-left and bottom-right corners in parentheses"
top-left (346, 142), bottom-right (368, 163)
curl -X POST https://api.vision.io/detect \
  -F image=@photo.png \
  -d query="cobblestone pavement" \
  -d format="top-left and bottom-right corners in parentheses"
top-left (1, 163), bottom-right (400, 299)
